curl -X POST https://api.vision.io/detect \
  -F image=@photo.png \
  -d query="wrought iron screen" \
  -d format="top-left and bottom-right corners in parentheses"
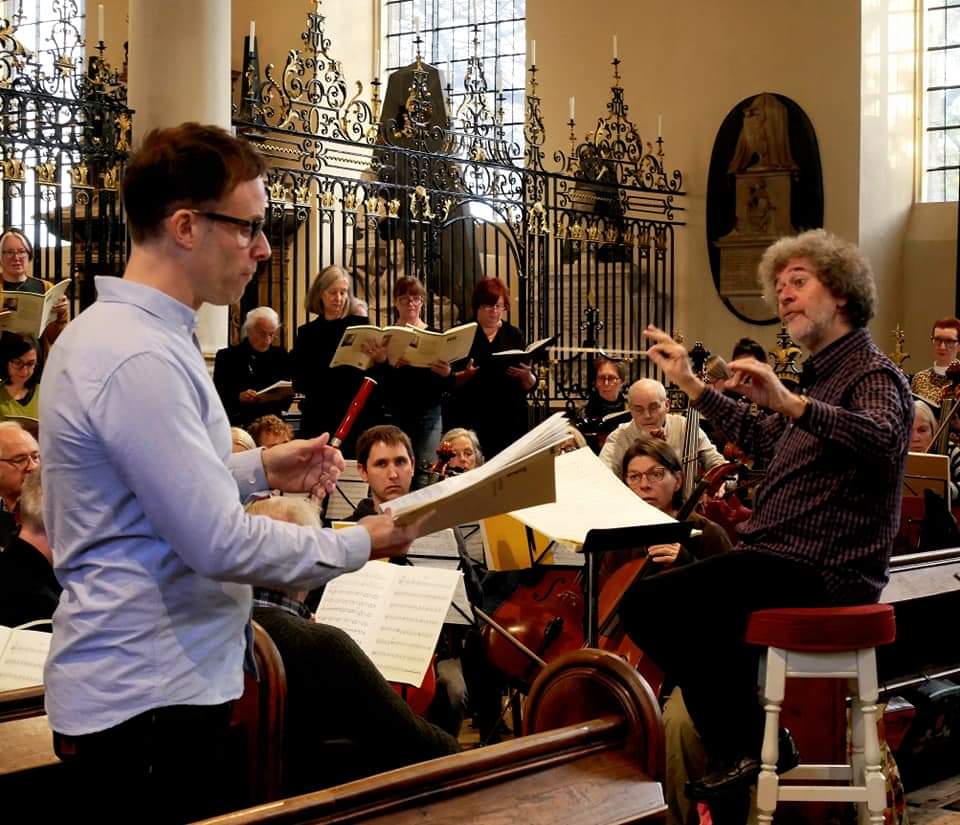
top-left (0, 3), bottom-right (131, 314)
top-left (233, 4), bottom-right (684, 411)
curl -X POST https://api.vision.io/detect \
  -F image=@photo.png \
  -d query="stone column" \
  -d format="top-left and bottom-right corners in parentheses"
top-left (127, 0), bottom-right (232, 357)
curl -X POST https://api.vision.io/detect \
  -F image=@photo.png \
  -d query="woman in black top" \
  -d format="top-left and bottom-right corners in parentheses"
top-left (379, 276), bottom-right (452, 487)
top-left (447, 278), bottom-right (536, 459)
top-left (293, 265), bottom-right (375, 455)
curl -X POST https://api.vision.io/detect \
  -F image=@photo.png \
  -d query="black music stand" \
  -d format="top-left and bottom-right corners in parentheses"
top-left (580, 522), bottom-right (694, 646)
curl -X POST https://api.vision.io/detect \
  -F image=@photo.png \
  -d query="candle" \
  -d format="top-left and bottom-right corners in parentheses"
top-left (375, 49), bottom-right (380, 77)
top-left (657, 113), bottom-right (663, 138)
top-left (414, 14), bottom-right (420, 35)
top-left (97, 4), bottom-right (104, 43)
top-left (569, 96), bottom-right (575, 121)
top-left (447, 60), bottom-right (452, 85)
top-left (531, 39), bottom-right (536, 66)
top-left (248, 20), bottom-right (255, 54)
top-left (613, 35), bottom-right (618, 60)
top-left (495, 65), bottom-right (502, 92)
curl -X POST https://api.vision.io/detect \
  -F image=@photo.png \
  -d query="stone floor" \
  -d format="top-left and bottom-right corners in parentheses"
top-left (907, 774), bottom-right (960, 824)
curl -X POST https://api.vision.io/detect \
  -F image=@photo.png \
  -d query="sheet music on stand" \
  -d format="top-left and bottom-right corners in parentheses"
top-left (407, 529), bottom-right (472, 626)
top-left (0, 623), bottom-right (52, 691)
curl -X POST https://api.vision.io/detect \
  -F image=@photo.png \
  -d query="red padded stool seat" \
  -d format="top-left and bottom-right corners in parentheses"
top-left (746, 604), bottom-right (897, 824)
top-left (746, 605), bottom-right (896, 653)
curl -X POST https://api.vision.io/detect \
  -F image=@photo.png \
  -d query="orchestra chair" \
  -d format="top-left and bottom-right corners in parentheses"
top-left (229, 620), bottom-right (288, 806)
top-left (746, 605), bottom-right (896, 825)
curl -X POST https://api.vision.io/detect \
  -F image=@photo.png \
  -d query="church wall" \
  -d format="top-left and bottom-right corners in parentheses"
top-left (529, 0), bottom-right (868, 359)
top-left (96, 0), bottom-right (951, 366)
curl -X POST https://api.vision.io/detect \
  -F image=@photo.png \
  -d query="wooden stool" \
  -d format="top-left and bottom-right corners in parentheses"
top-left (745, 605), bottom-right (896, 825)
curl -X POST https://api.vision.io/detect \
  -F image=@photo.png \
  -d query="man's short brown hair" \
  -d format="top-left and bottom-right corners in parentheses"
top-left (356, 425), bottom-right (413, 468)
top-left (122, 123), bottom-right (267, 243)
top-left (931, 317), bottom-right (960, 338)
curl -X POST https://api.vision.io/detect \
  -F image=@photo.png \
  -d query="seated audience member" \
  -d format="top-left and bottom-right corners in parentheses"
top-left (436, 427), bottom-right (484, 477)
top-left (247, 414), bottom-right (294, 448)
top-left (911, 398), bottom-right (960, 499)
top-left (0, 332), bottom-right (40, 423)
top-left (230, 426), bottom-right (257, 453)
top-left (348, 424), bottom-right (469, 738)
top-left (579, 357), bottom-right (629, 451)
top-left (213, 306), bottom-right (292, 426)
top-left (599, 378), bottom-right (723, 479)
top-left (0, 470), bottom-right (60, 628)
top-left (0, 420), bottom-right (40, 523)
top-left (246, 495), bottom-right (459, 794)
top-left (912, 317), bottom-right (960, 406)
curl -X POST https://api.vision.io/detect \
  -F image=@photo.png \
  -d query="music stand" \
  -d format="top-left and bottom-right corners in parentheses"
top-left (903, 452), bottom-right (951, 509)
top-left (581, 522), bottom-right (694, 646)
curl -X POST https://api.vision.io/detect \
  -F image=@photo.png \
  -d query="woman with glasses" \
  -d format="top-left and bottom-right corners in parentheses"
top-left (0, 332), bottom-right (40, 423)
top-left (0, 228), bottom-right (68, 350)
top-left (447, 278), bottom-right (536, 459)
top-left (578, 356), bottom-right (629, 452)
top-left (611, 435), bottom-right (731, 825)
top-left (293, 265), bottom-right (377, 456)
top-left (380, 276), bottom-right (452, 487)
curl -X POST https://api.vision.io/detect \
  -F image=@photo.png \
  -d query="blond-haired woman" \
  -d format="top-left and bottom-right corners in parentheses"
top-left (293, 265), bottom-right (377, 454)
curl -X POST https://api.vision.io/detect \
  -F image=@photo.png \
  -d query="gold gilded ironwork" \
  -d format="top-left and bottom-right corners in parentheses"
top-left (2, 158), bottom-right (25, 181)
top-left (115, 112), bottom-right (132, 152)
top-left (69, 163), bottom-right (91, 187)
top-left (527, 201), bottom-right (550, 236)
top-left (34, 160), bottom-right (58, 184)
top-left (410, 185), bottom-right (435, 220)
top-left (102, 164), bottom-right (121, 191)
top-left (889, 324), bottom-right (910, 372)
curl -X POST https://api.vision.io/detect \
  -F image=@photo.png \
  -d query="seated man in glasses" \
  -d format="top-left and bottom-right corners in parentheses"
top-left (213, 306), bottom-right (293, 427)
top-left (0, 420), bottom-right (40, 526)
top-left (599, 377), bottom-right (723, 480)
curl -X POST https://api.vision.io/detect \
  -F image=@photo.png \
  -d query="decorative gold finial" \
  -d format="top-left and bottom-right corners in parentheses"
top-left (889, 323), bottom-right (910, 373)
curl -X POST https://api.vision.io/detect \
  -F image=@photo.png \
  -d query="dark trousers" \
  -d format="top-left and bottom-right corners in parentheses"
top-left (54, 702), bottom-right (233, 825)
top-left (620, 550), bottom-right (828, 778)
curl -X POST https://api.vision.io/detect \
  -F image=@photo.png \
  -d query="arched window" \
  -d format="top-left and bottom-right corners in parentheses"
top-left (923, 1), bottom-right (960, 201)
top-left (382, 0), bottom-right (526, 157)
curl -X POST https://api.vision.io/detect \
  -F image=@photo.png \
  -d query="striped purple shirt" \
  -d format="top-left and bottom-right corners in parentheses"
top-left (695, 328), bottom-right (913, 604)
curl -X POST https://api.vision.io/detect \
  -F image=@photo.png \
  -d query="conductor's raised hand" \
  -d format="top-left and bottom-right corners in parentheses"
top-left (721, 358), bottom-right (803, 417)
top-left (262, 433), bottom-right (345, 499)
top-left (360, 509), bottom-right (435, 559)
top-left (641, 325), bottom-right (704, 399)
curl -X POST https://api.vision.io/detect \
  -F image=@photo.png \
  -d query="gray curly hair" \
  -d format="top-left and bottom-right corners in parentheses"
top-left (757, 229), bottom-right (876, 329)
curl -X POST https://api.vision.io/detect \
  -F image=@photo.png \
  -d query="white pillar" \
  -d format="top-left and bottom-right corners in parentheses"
top-left (127, 0), bottom-right (232, 356)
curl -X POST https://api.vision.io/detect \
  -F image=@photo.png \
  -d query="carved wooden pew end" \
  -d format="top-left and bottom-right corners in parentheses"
top-left (197, 648), bottom-right (667, 825)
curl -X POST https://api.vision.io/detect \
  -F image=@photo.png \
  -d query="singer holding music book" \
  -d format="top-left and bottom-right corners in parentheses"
top-left (294, 264), bottom-right (381, 457)
top-left (447, 278), bottom-right (538, 459)
top-left (38, 125), bottom-right (428, 824)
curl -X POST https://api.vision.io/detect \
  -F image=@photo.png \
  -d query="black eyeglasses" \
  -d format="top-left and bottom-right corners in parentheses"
top-left (190, 210), bottom-right (265, 245)
top-left (0, 452), bottom-right (40, 469)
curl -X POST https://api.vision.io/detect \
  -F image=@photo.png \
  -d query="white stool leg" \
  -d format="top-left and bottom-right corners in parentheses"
top-left (755, 647), bottom-right (786, 825)
top-left (856, 648), bottom-right (886, 825)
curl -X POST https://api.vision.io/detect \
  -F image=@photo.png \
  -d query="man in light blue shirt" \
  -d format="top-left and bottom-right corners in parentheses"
top-left (39, 123), bottom-right (425, 823)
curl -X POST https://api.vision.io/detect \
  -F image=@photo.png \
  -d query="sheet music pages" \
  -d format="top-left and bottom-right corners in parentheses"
top-left (0, 278), bottom-right (71, 338)
top-left (0, 626), bottom-right (52, 691)
top-left (315, 561), bottom-right (459, 685)
top-left (407, 529), bottom-right (471, 625)
top-left (385, 412), bottom-right (571, 532)
top-left (509, 448), bottom-right (675, 545)
top-left (393, 322), bottom-right (477, 367)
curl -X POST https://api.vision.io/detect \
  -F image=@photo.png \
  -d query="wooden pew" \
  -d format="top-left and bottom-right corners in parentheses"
top-left (196, 648), bottom-right (667, 825)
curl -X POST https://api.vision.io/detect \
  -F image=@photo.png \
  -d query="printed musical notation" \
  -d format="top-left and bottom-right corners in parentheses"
top-left (0, 625), bottom-right (52, 691)
top-left (315, 562), bottom-right (460, 686)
